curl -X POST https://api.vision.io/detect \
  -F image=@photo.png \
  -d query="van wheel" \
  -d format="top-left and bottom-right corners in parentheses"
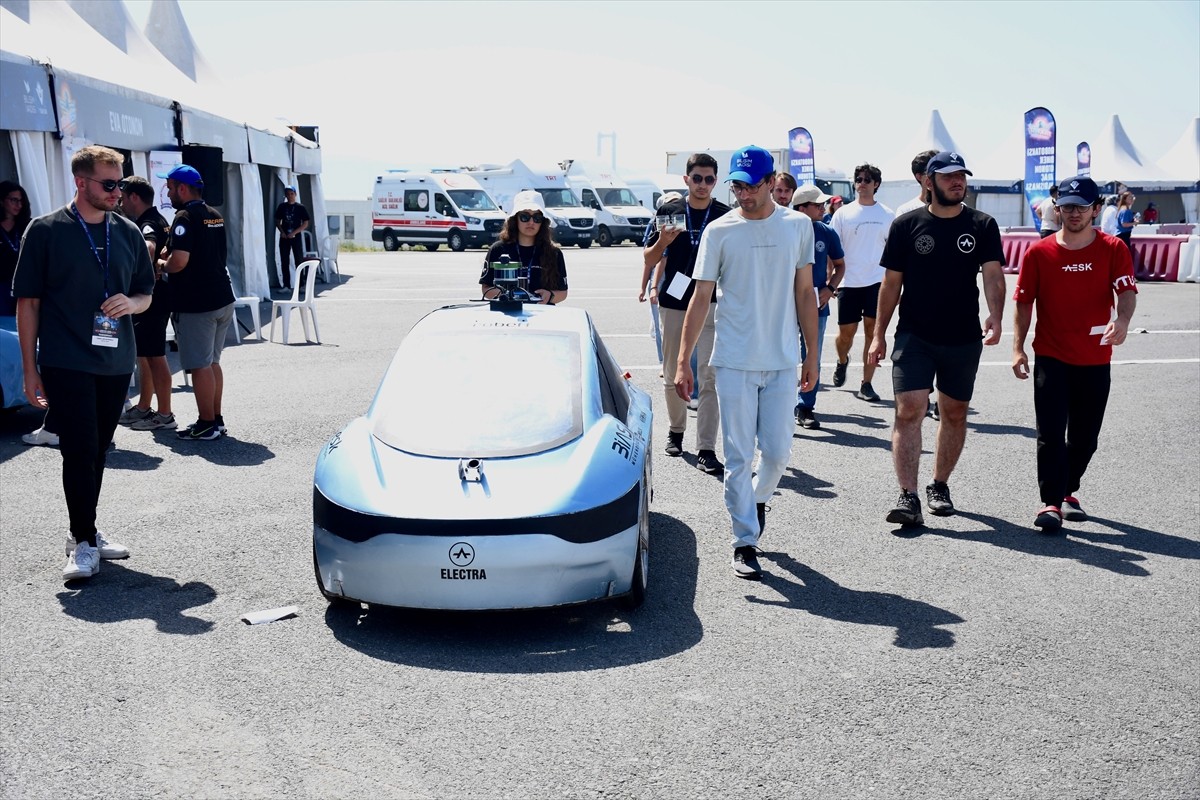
top-left (448, 230), bottom-right (466, 252)
top-left (424, 243), bottom-right (440, 252)
top-left (596, 226), bottom-right (613, 247)
top-left (382, 232), bottom-right (398, 251)
top-left (578, 240), bottom-right (592, 249)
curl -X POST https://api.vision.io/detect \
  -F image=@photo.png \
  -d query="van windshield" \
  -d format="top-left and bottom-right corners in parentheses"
top-left (448, 190), bottom-right (498, 211)
top-left (537, 188), bottom-right (580, 208)
top-left (601, 188), bottom-right (639, 207)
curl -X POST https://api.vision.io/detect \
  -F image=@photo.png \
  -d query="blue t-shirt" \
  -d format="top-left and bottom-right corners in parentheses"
top-left (812, 220), bottom-right (844, 318)
top-left (1116, 208), bottom-right (1135, 236)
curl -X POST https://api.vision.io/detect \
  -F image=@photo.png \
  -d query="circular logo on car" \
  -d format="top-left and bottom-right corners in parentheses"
top-left (448, 542), bottom-right (474, 566)
top-left (915, 234), bottom-right (935, 255)
top-left (957, 234), bottom-right (976, 254)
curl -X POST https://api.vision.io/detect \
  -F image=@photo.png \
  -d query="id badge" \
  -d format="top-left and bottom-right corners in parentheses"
top-left (92, 312), bottom-right (119, 348)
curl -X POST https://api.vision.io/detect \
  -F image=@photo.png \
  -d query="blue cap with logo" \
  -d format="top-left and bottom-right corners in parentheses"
top-left (156, 164), bottom-right (204, 187)
top-left (926, 151), bottom-right (973, 176)
top-left (1056, 177), bottom-right (1100, 206)
top-left (727, 146), bottom-right (775, 184)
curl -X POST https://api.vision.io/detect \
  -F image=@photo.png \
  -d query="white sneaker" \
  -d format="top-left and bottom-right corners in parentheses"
top-left (21, 427), bottom-right (59, 447)
top-left (65, 531), bottom-right (129, 559)
top-left (63, 542), bottom-right (100, 581)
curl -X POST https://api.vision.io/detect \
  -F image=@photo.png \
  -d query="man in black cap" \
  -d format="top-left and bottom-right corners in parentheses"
top-left (275, 185), bottom-right (310, 290)
top-left (869, 152), bottom-right (1007, 527)
top-left (1011, 177), bottom-right (1137, 532)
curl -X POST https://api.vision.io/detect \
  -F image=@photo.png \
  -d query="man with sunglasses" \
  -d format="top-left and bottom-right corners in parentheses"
top-left (1011, 177), bottom-right (1136, 532)
top-left (13, 145), bottom-right (154, 580)
top-left (869, 152), bottom-right (1006, 527)
top-left (675, 146), bottom-right (819, 580)
top-left (831, 163), bottom-right (893, 403)
top-left (643, 153), bottom-right (729, 474)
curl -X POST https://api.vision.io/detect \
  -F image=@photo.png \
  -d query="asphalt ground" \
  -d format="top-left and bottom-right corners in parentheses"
top-left (1, 248), bottom-right (1197, 800)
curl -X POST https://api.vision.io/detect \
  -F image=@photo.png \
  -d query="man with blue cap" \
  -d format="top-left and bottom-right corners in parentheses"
top-left (675, 146), bottom-right (820, 580)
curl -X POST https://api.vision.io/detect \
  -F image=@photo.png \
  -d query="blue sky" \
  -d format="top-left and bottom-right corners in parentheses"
top-left (127, 0), bottom-right (1200, 198)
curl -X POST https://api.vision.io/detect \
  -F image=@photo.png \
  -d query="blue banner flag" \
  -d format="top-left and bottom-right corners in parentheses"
top-left (1076, 141), bottom-right (1091, 178)
top-left (787, 127), bottom-right (815, 186)
top-left (1023, 107), bottom-right (1056, 231)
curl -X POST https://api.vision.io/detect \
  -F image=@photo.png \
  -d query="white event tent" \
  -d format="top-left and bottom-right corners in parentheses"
top-left (1154, 118), bottom-right (1200, 224)
top-left (0, 0), bottom-right (328, 298)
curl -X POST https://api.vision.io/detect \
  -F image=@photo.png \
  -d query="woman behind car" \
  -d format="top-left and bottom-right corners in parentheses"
top-left (480, 190), bottom-right (568, 305)
top-left (0, 180), bottom-right (32, 317)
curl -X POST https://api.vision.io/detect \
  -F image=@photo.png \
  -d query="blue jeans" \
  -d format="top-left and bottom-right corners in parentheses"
top-left (797, 313), bottom-right (829, 409)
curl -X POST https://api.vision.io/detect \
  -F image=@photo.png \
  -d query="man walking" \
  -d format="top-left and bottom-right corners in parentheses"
top-left (1012, 177), bottom-right (1136, 531)
top-left (13, 145), bottom-right (154, 580)
top-left (643, 153), bottom-right (729, 474)
top-left (675, 146), bottom-right (819, 579)
top-left (159, 165), bottom-right (235, 441)
top-left (275, 185), bottom-right (310, 290)
top-left (894, 149), bottom-right (938, 217)
top-left (830, 163), bottom-right (893, 402)
top-left (1037, 186), bottom-right (1060, 239)
top-left (868, 152), bottom-right (1006, 527)
top-left (117, 176), bottom-right (175, 431)
top-left (790, 185), bottom-right (845, 430)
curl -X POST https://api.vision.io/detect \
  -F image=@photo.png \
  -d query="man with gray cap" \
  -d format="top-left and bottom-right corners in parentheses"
top-left (274, 185), bottom-right (310, 290)
top-left (869, 152), bottom-right (1006, 527)
top-left (675, 146), bottom-right (819, 579)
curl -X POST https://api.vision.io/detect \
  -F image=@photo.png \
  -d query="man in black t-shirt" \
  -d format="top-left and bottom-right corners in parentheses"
top-left (118, 176), bottom-right (176, 431)
top-left (275, 185), bottom-right (310, 289)
top-left (642, 153), bottom-right (730, 475)
top-left (160, 165), bottom-right (235, 442)
top-left (868, 152), bottom-right (1007, 526)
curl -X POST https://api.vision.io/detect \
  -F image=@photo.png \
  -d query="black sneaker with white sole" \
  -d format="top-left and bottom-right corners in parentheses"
top-left (665, 431), bottom-right (683, 457)
top-left (795, 406), bottom-right (820, 429)
top-left (177, 420), bottom-right (221, 441)
top-left (886, 490), bottom-right (924, 527)
top-left (856, 382), bottom-right (881, 402)
top-left (695, 450), bottom-right (724, 476)
top-left (925, 480), bottom-right (955, 516)
top-left (732, 546), bottom-right (761, 579)
top-left (832, 360), bottom-right (848, 388)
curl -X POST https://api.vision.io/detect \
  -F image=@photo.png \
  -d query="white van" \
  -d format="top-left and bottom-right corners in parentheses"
top-left (625, 173), bottom-right (689, 211)
top-left (461, 160), bottom-right (596, 248)
top-left (564, 161), bottom-right (654, 247)
top-left (371, 172), bottom-right (506, 251)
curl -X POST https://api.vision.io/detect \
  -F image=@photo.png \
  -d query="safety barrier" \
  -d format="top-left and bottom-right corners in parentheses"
top-left (1178, 236), bottom-right (1200, 283)
top-left (999, 232), bottom-right (1041, 274)
top-left (1157, 224), bottom-right (1196, 236)
top-left (1133, 235), bottom-right (1185, 282)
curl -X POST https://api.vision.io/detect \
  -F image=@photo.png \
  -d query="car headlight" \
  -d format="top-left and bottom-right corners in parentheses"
top-left (464, 216), bottom-right (481, 225)
top-left (613, 215), bottom-right (627, 224)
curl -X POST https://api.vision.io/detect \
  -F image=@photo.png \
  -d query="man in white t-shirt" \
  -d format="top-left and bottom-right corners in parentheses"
top-left (830, 163), bottom-right (894, 403)
top-left (894, 149), bottom-right (937, 217)
top-left (1099, 196), bottom-right (1119, 235)
top-left (675, 146), bottom-right (819, 580)
top-left (1037, 186), bottom-right (1060, 238)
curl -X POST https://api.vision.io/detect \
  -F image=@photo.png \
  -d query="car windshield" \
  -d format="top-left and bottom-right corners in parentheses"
top-left (448, 190), bottom-right (498, 211)
top-left (370, 329), bottom-right (584, 457)
top-left (601, 188), bottom-right (639, 207)
top-left (537, 188), bottom-right (579, 208)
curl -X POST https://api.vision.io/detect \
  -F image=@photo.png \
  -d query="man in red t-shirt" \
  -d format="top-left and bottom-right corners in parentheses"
top-left (1012, 177), bottom-right (1138, 532)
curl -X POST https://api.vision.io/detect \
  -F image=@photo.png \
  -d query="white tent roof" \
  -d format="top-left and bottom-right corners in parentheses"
top-left (1088, 114), bottom-right (1168, 183)
top-left (878, 109), bottom-right (960, 181)
top-left (1157, 117), bottom-right (1199, 182)
top-left (143, 0), bottom-right (220, 84)
top-left (969, 122), bottom-right (1025, 182)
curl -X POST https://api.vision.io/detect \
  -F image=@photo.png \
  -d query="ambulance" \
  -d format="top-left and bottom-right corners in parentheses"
top-left (564, 160), bottom-right (654, 247)
top-left (460, 160), bottom-right (596, 248)
top-left (371, 172), bottom-right (506, 252)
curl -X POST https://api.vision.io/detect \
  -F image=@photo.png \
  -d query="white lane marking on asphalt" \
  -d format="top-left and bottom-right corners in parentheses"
top-left (621, 358), bottom-right (1200, 370)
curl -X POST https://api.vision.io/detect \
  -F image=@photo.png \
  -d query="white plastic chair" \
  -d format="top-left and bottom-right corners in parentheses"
top-left (231, 296), bottom-right (263, 343)
top-left (320, 235), bottom-right (341, 284)
top-left (269, 259), bottom-right (321, 344)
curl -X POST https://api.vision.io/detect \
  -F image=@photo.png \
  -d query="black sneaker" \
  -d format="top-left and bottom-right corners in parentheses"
top-left (1062, 496), bottom-right (1087, 521)
top-left (756, 502), bottom-right (769, 536)
top-left (856, 382), bottom-right (881, 402)
top-left (1035, 506), bottom-right (1063, 532)
top-left (215, 414), bottom-right (228, 436)
top-left (929, 401), bottom-right (940, 421)
top-left (695, 450), bottom-right (724, 476)
top-left (664, 431), bottom-right (683, 457)
top-left (886, 490), bottom-right (924, 526)
top-left (732, 546), bottom-right (761, 580)
top-left (796, 406), bottom-right (820, 429)
top-left (177, 420), bottom-right (221, 441)
top-left (832, 359), bottom-right (848, 388)
top-left (925, 480), bottom-right (955, 516)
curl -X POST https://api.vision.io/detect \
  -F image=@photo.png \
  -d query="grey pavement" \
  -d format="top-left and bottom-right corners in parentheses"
top-left (1, 248), bottom-right (1197, 799)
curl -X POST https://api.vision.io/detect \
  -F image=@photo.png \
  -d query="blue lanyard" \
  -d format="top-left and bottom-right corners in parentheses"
top-left (71, 202), bottom-right (110, 300)
top-left (0, 226), bottom-right (17, 253)
top-left (686, 201), bottom-right (713, 247)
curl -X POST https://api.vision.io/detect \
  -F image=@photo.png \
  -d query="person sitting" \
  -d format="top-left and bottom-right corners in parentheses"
top-left (480, 191), bottom-right (568, 305)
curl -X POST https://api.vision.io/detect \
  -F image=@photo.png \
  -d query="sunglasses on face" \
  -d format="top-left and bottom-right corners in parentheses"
top-left (84, 176), bottom-right (122, 193)
top-left (517, 212), bottom-right (545, 224)
top-left (854, 176), bottom-right (876, 184)
top-left (688, 174), bottom-right (717, 185)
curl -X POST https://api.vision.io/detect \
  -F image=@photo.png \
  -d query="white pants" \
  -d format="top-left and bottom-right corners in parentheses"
top-left (714, 366), bottom-right (796, 548)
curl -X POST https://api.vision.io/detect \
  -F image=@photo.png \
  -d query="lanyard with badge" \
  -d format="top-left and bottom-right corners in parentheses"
top-left (0, 226), bottom-right (18, 253)
top-left (664, 202), bottom-right (713, 300)
top-left (72, 202), bottom-right (118, 348)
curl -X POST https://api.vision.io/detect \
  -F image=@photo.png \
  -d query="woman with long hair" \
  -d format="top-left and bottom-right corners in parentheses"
top-left (1114, 190), bottom-right (1136, 252)
top-left (479, 191), bottom-right (568, 304)
top-left (0, 180), bottom-right (31, 317)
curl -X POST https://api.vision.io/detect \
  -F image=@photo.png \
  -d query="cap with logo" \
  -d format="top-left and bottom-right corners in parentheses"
top-left (727, 146), bottom-right (775, 185)
top-left (790, 184), bottom-right (832, 207)
top-left (926, 151), bottom-right (973, 176)
top-left (1055, 177), bottom-right (1100, 206)
top-left (156, 164), bottom-right (204, 187)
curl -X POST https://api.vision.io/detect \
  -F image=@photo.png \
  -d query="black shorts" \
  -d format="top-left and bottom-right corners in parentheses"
top-left (837, 284), bottom-right (880, 325)
top-left (133, 295), bottom-right (171, 358)
top-left (891, 331), bottom-right (983, 402)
